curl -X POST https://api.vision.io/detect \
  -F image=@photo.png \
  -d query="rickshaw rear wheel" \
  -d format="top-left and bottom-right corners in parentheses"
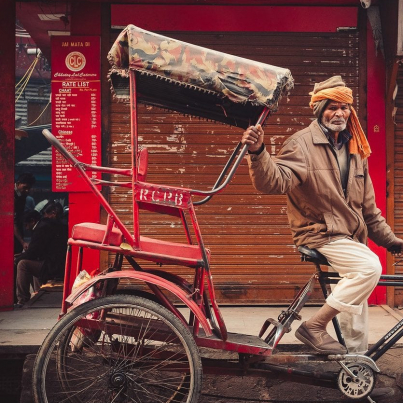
top-left (32, 295), bottom-right (202, 403)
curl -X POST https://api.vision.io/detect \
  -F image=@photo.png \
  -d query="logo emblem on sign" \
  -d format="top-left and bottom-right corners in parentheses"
top-left (65, 51), bottom-right (86, 72)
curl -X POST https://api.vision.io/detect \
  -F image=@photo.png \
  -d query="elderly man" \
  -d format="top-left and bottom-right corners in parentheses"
top-left (242, 75), bottom-right (403, 355)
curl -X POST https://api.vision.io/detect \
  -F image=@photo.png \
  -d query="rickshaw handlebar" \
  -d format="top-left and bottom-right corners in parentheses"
top-left (192, 108), bottom-right (269, 205)
top-left (191, 142), bottom-right (249, 205)
top-left (44, 104), bottom-right (268, 206)
top-left (43, 127), bottom-right (249, 205)
top-left (43, 129), bottom-right (79, 165)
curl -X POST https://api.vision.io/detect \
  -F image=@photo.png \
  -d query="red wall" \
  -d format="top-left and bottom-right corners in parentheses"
top-left (0, 1), bottom-right (16, 310)
top-left (67, 2), bottom-right (102, 283)
top-left (366, 18), bottom-right (387, 305)
top-left (112, 5), bottom-right (357, 32)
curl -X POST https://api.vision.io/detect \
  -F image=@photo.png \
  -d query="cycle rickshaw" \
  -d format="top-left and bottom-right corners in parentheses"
top-left (33, 25), bottom-right (403, 403)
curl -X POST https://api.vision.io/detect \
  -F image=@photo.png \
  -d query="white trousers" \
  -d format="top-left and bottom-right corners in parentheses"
top-left (329, 266), bottom-right (369, 353)
top-left (317, 238), bottom-right (382, 353)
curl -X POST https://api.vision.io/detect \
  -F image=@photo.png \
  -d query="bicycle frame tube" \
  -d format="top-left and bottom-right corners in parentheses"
top-left (130, 70), bottom-right (140, 248)
top-left (366, 318), bottom-right (403, 361)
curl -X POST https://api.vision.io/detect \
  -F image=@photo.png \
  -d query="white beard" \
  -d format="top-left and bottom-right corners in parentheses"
top-left (322, 115), bottom-right (347, 132)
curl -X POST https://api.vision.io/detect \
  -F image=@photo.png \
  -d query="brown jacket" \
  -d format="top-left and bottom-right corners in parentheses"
top-left (247, 120), bottom-right (397, 249)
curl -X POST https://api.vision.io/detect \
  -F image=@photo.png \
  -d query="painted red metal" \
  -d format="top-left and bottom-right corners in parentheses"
top-left (112, 5), bottom-right (358, 33)
top-left (67, 2), bottom-right (102, 287)
top-left (0, 1), bottom-right (16, 310)
top-left (43, 102), bottom-right (270, 343)
top-left (64, 270), bottom-right (213, 336)
top-left (67, 237), bottom-right (205, 268)
top-left (130, 70), bottom-right (140, 249)
top-left (195, 334), bottom-right (273, 356)
top-left (71, 222), bottom-right (123, 246)
top-left (135, 182), bottom-right (192, 209)
top-left (366, 19), bottom-right (387, 305)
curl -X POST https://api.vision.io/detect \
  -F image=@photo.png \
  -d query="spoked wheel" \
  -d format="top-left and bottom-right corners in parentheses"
top-left (337, 362), bottom-right (375, 400)
top-left (33, 295), bottom-right (202, 403)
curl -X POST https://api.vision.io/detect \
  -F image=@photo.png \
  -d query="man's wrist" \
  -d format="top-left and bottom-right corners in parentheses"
top-left (248, 143), bottom-right (264, 155)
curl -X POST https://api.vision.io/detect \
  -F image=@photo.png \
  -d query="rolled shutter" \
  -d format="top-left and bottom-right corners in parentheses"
top-left (109, 30), bottom-right (362, 304)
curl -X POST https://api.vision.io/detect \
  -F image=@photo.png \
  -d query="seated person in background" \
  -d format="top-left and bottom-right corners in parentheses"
top-left (24, 192), bottom-right (35, 212)
top-left (14, 203), bottom-right (68, 307)
top-left (42, 201), bottom-right (68, 279)
top-left (14, 173), bottom-right (36, 253)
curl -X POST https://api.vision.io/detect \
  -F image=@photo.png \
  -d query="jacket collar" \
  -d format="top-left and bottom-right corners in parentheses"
top-left (310, 120), bottom-right (330, 145)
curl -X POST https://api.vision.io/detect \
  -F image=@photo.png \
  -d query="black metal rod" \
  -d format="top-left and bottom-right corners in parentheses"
top-left (366, 318), bottom-right (403, 357)
top-left (369, 326), bottom-right (403, 361)
top-left (190, 143), bottom-right (250, 197)
top-left (380, 275), bottom-right (403, 280)
top-left (193, 142), bottom-right (243, 206)
top-left (324, 279), bottom-right (403, 287)
top-left (190, 108), bottom-right (270, 200)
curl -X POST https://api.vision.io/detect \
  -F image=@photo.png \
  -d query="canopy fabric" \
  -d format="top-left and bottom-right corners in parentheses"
top-left (108, 25), bottom-right (294, 128)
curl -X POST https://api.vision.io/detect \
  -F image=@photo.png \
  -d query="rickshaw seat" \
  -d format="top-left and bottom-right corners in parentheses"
top-left (71, 223), bottom-right (123, 246)
top-left (139, 237), bottom-right (210, 266)
top-left (71, 222), bottom-right (209, 267)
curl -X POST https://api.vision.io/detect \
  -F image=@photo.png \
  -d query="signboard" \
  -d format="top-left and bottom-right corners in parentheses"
top-left (51, 36), bottom-right (101, 192)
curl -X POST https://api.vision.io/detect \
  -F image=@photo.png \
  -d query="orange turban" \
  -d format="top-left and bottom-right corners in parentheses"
top-left (309, 86), bottom-right (371, 160)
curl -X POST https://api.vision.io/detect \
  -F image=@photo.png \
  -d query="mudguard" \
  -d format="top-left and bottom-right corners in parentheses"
top-left (65, 270), bottom-right (212, 336)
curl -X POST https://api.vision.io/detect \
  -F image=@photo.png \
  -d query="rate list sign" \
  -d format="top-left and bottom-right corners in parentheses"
top-left (51, 37), bottom-right (101, 192)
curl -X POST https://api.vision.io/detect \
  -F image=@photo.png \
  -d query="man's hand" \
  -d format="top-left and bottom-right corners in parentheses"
top-left (388, 239), bottom-right (403, 256)
top-left (241, 124), bottom-right (264, 153)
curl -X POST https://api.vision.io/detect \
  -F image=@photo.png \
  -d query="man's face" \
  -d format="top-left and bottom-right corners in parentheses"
top-left (321, 102), bottom-right (351, 133)
top-left (16, 182), bottom-right (31, 196)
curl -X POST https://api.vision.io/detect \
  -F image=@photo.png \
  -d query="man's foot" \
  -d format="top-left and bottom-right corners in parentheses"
top-left (13, 303), bottom-right (24, 309)
top-left (295, 322), bottom-right (347, 354)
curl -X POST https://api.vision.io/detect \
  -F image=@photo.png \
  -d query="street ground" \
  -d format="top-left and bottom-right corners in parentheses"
top-left (2, 288), bottom-right (403, 403)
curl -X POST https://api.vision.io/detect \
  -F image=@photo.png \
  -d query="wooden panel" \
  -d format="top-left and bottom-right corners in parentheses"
top-left (108, 30), bottom-right (362, 303)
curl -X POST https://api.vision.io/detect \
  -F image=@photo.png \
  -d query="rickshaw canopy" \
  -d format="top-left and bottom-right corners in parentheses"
top-left (108, 24), bottom-right (294, 128)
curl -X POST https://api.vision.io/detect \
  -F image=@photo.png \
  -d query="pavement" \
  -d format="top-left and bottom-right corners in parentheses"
top-left (1, 288), bottom-right (403, 402)
top-left (1, 288), bottom-right (403, 352)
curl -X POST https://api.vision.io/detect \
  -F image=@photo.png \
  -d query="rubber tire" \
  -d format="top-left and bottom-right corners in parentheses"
top-left (32, 294), bottom-right (203, 403)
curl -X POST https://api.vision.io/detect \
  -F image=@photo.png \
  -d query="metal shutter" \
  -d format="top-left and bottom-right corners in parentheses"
top-left (108, 30), bottom-right (362, 304)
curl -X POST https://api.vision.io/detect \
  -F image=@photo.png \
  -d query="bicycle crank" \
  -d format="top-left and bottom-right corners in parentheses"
top-left (337, 361), bottom-right (376, 400)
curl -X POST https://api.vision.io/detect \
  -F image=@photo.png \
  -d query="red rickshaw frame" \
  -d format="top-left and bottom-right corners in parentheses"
top-left (38, 24), bottom-right (401, 401)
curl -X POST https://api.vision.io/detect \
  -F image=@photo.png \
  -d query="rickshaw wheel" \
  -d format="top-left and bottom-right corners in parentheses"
top-left (337, 362), bottom-right (375, 400)
top-left (32, 295), bottom-right (202, 403)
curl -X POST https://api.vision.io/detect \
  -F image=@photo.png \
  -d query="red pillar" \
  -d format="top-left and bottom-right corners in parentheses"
top-left (367, 18), bottom-right (387, 305)
top-left (0, 1), bottom-right (16, 310)
top-left (67, 2), bottom-right (102, 279)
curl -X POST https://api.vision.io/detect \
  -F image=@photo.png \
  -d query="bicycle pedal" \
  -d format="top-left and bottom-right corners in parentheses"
top-left (259, 318), bottom-right (280, 338)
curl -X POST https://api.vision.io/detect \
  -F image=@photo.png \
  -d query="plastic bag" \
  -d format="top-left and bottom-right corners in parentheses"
top-left (70, 271), bottom-right (102, 351)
